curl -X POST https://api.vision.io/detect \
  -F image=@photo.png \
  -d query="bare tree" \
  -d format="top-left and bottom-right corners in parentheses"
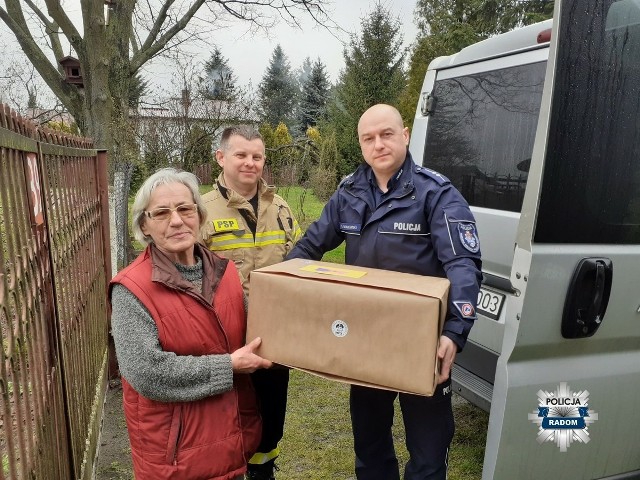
top-left (0, 0), bottom-right (329, 268)
top-left (0, 0), bottom-right (329, 161)
top-left (0, 61), bottom-right (68, 124)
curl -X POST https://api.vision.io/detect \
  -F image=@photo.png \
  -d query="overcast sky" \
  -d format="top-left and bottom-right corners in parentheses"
top-left (0, 1), bottom-right (419, 104)
top-left (143, 0), bottom-right (420, 92)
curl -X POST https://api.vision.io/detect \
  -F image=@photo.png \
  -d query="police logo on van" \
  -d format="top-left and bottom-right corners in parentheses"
top-left (458, 223), bottom-right (480, 253)
top-left (528, 382), bottom-right (598, 452)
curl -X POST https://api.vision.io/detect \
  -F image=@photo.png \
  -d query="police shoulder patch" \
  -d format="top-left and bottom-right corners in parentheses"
top-left (415, 166), bottom-right (450, 186)
top-left (338, 172), bottom-right (355, 188)
top-left (453, 301), bottom-right (477, 319)
top-left (457, 222), bottom-right (480, 253)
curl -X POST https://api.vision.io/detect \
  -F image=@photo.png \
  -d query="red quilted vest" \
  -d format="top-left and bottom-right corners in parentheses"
top-left (110, 245), bottom-right (261, 480)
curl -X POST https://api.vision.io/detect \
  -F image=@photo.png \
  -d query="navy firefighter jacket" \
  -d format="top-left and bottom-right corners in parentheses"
top-left (287, 152), bottom-right (483, 350)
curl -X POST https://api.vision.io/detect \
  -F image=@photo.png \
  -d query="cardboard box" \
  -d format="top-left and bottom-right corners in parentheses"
top-left (246, 259), bottom-right (450, 396)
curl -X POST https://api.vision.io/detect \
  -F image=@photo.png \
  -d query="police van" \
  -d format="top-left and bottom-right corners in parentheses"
top-left (408, 0), bottom-right (640, 478)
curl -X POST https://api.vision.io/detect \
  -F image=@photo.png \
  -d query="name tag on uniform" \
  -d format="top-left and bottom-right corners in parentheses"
top-left (340, 223), bottom-right (361, 233)
top-left (212, 218), bottom-right (240, 232)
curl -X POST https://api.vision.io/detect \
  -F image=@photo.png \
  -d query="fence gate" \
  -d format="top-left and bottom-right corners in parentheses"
top-left (0, 105), bottom-right (111, 479)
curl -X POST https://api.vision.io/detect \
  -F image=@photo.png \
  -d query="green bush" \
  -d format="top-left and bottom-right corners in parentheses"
top-left (308, 165), bottom-right (337, 202)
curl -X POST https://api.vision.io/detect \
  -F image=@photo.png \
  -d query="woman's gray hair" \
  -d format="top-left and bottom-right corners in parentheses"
top-left (131, 167), bottom-right (207, 245)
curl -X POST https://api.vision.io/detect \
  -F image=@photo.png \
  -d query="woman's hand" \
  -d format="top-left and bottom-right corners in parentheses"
top-left (230, 337), bottom-right (273, 373)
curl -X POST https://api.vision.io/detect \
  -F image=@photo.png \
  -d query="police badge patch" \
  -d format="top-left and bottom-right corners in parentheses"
top-left (458, 223), bottom-right (480, 253)
top-left (454, 301), bottom-right (476, 319)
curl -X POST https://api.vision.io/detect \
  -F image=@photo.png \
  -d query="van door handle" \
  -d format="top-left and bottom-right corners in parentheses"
top-left (583, 262), bottom-right (605, 325)
top-left (561, 258), bottom-right (613, 339)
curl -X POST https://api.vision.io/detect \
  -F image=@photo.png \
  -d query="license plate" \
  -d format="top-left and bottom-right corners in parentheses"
top-left (477, 288), bottom-right (505, 320)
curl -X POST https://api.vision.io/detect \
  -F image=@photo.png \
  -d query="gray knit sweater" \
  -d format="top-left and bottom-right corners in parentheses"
top-left (110, 257), bottom-right (234, 402)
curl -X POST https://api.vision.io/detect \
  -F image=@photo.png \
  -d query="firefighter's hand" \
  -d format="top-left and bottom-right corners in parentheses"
top-left (230, 337), bottom-right (273, 373)
top-left (437, 335), bottom-right (456, 384)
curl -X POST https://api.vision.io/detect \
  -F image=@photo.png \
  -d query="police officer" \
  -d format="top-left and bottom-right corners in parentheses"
top-left (287, 104), bottom-right (482, 480)
top-left (202, 125), bottom-right (302, 480)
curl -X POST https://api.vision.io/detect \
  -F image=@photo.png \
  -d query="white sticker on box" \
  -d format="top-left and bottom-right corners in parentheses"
top-left (331, 320), bottom-right (348, 337)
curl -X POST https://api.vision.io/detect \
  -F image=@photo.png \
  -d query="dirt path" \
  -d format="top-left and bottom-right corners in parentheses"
top-left (95, 379), bottom-right (134, 479)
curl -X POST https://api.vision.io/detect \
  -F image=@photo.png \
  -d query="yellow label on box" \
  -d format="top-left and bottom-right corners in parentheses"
top-left (300, 264), bottom-right (367, 278)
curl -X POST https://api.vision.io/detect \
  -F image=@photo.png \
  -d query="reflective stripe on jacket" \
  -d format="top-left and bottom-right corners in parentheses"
top-left (110, 244), bottom-right (261, 480)
top-left (202, 174), bottom-right (302, 295)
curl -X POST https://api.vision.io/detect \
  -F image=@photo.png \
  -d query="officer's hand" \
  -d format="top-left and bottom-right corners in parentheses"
top-left (437, 335), bottom-right (457, 384)
top-left (230, 337), bottom-right (273, 373)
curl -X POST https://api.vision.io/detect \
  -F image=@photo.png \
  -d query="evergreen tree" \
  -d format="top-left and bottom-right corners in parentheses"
top-left (259, 123), bottom-right (276, 151)
top-left (298, 59), bottom-right (331, 134)
top-left (271, 122), bottom-right (295, 183)
top-left (259, 123), bottom-right (277, 183)
top-left (298, 126), bottom-right (321, 184)
top-left (297, 57), bottom-right (314, 88)
top-left (309, 129), bottom-right (339, 201)
top-left (413, 0), bottom-right (554, 38)
top-left (257, 45), bottom-right (299, 129)
top-left (202, 47), bottom-right (237, 101)
top-left (328, 2), bottom-right (406, 177)
top-left (129, 74), bottom-right (149, 108)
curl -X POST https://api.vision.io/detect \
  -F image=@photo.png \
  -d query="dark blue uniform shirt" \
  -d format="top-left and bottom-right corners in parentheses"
top-left (368, 164), bottom-right (401, 208)
top-left (287, 152), bottom-right (482, 350)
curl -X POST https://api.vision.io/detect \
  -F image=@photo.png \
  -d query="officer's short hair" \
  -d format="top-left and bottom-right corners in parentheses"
top-left (219, 125), bottom-right (263, 151)
top-left (131, 167), bottom-right (207, 245)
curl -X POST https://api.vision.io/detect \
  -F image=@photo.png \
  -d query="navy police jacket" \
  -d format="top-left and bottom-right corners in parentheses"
top-left (287, 152), bottom-right (482, 350)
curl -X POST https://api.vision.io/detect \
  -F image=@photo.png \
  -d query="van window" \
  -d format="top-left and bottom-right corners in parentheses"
top-left (423, 61), bottom-right (546, 213)
top-left (535, 0), bottom-right (640, 244)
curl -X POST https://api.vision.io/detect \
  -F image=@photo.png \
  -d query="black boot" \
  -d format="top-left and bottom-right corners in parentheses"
top-left (246, 460), bottom-right (277, 480)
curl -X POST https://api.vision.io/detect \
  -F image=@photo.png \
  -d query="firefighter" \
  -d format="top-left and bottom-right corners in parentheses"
top-left (202, 125), bottom-right (302, 480)
top-left (287, 104), bottom-right (482, 480)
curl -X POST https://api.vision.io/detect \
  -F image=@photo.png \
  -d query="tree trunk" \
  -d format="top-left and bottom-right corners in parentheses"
top-left (78, 0), bottom-right (137, 269)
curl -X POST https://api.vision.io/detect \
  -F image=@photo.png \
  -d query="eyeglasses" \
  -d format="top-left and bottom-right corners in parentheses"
top-left (144, 204), bottom-right (198, 221)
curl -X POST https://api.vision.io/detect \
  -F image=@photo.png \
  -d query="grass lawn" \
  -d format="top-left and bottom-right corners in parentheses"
top-left (279, 371), bottom-right (488, 479)
top-left (277, 186), bottom-right (345, 263)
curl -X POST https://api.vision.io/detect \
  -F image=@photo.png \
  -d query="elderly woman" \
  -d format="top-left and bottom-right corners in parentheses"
top-left (109, 168), bottom-right (271, 480)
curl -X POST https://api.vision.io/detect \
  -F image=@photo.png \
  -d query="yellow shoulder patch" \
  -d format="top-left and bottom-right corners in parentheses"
top-left (212, 218), bottom-right (240, 232)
